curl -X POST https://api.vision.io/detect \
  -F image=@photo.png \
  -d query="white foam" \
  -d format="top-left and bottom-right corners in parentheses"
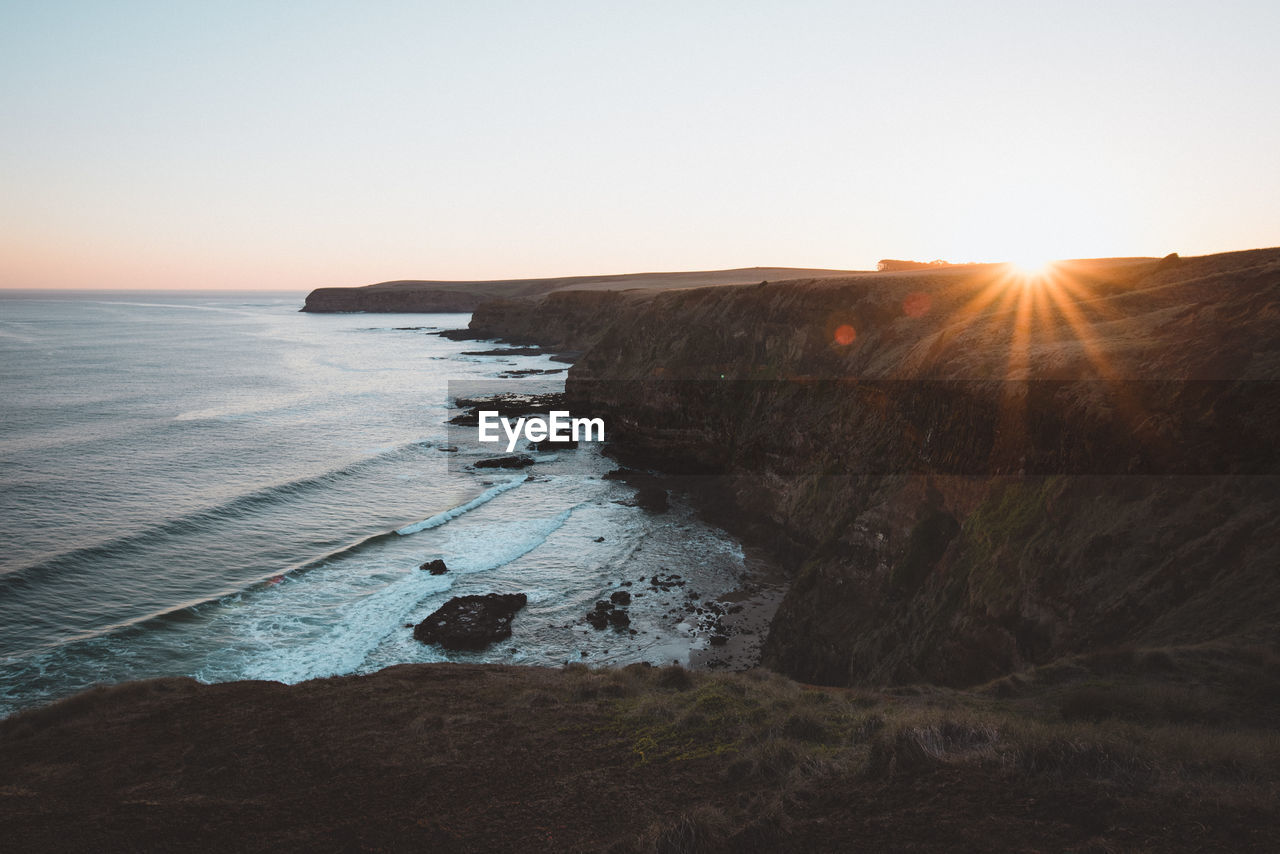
top-left (229, 507), bottom-right (576, 683)
top-left (438, 507), bottom-right (575, 572)
top-left (395, 477), bottom-right (525, 535)
top-left (235, 570), bottom-right (454, 683)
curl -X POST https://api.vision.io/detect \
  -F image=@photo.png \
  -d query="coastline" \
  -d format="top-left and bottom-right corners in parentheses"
top-left (440, 383), bottom-right (792, 674)
top-left (4, 251), bottom-right (1280, 850)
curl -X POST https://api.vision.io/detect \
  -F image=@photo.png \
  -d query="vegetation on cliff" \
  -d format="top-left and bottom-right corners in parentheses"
top-left (300, 268), bottom-right (862, 313)
top-left (468, 249), bottom-right (1280, 688)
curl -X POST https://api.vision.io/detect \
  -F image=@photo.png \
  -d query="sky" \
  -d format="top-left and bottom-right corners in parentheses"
top-left (2, 0), bottom-right (1278, 290)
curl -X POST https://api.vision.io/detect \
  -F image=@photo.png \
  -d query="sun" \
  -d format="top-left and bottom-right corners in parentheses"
top-left (1005, 253), bottom-right (1058, 280)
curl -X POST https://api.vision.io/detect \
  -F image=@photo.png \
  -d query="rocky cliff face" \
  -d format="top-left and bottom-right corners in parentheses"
top-left (477, 250), bottom-right (1280, 686)
top-left (303, 286), bottom-right (492, 313)
top-left (468, 290), bottom-right (650, 349)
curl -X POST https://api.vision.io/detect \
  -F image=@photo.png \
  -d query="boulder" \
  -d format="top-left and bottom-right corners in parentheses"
top-left (610, 590), bottom-right (631, 606)
top-left (530, 438), bottom-right (579, 451)
top-left (419, 559), bottom-right (449, 575)
top-left (635, 486), bottom-right (669, 513)
top-left (474, 454), bottom-right (534, 469)
top-left (413, 593), bottom-right (528, 650)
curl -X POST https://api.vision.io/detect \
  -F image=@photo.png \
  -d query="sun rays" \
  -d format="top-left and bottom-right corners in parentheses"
top-left (940, 260), bottom-right (1125, 383)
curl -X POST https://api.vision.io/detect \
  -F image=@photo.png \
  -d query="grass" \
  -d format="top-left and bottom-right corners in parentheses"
top-left (552, 642), bottom-right (1280, 851)
top-left (6, 651), bottom-right (1278, 852)
top-left (955, 476), bottom-right (1061, 609)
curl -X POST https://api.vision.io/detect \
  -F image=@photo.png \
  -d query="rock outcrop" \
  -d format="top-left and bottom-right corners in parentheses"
top-left (413, 593), bottom-right (528, 650)
top-left (474, 454), bottom-right (535, 469)
top-left (467, 291), bottom-right (641, 349)
top-left (474, 249), bottom-right (1280, 686)
top-left (303, 284), bottom-right (501, 313)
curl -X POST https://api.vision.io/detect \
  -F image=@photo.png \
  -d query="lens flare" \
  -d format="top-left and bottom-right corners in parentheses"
top-left (903, 292), bottom-right (931, 317)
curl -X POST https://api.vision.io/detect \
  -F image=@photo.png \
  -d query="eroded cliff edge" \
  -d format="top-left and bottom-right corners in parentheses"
top-left (470, 249), bottom-right (1280, 686)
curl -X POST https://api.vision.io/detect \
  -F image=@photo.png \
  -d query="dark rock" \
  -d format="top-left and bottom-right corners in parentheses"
top-left (530, 438), bottom-right (578, 451)
top-left (649, 573), bottom-right (685, 591)
top-left (460, 347), bottom-right (547, 356)
top-left (594, 536), bottom-right (605, 542)
top-left (610, 590), bottom-right (631, 606)
top-left (709, 634), bottom-right (729, 646)
top-left (419, 559), bottom-right (449, 575)
top-left (607, 609), bottom-right (631, 628)
top-left (474, 454), bottom-right (534, 469)
top-left (586, 611), bottom-right (610, 630)
top-left (635, 486), bottom-right (669, 513)
top-left (413, 593), bottom-right (528, 650)
top-left (437, 328), bottom-right (488, 340)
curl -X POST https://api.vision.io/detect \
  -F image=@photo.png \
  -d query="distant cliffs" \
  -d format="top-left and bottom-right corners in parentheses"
top-left (468, 290), bottom-right (642, 349)
top-left (303, 285), bottom-right (492, 313)
top-left (469, 250), bottom-right (1280, 687)
top-left (300, 267), bottom-right (862, 313)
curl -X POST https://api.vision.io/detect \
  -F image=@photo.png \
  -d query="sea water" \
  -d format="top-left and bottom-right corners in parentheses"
top-left (0, 291), bottom-right (747, 716)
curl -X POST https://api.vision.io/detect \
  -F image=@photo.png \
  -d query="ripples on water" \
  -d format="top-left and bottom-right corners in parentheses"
top-left (0, 292), bottom-right (746, 715)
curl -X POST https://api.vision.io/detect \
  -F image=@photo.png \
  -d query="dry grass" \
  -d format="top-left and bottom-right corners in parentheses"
top-left (5, 653), bottom-right (1278, 852)
top-left (579, 643), bottom-right (1280, 851)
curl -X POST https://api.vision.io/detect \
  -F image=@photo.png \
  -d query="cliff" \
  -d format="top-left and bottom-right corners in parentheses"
top-left (475, 249), bottom-right (1280, 686)
top-left (300, 267), bottom-right (861, 313)
top-left (468, 289), bottom-right (652, 348)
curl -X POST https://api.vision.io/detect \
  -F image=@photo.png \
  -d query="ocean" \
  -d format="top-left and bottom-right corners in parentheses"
top-left (0, 291), bottom-right (749, 716)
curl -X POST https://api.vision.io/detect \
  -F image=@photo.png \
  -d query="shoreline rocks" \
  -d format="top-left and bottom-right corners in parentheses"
top-left (475, 454), bottom-right (535, 469)
top-left (413, 593), bottom-right (528, 650)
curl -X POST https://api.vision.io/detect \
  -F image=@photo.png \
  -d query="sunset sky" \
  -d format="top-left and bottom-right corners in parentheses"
top-left (2, 1), bottom-right (1277, 290)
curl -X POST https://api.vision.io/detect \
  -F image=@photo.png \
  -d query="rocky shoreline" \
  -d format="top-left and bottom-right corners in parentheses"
top-left (439, 390), bottom-right (785, 670)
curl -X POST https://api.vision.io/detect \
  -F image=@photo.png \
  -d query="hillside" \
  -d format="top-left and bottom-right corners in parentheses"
top-left (299, 267), bottom-right (863, 313)
top-left (3, 657), bottom-right (1278, 852)
top-left (461, 249), bottom-right (1280, 686)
